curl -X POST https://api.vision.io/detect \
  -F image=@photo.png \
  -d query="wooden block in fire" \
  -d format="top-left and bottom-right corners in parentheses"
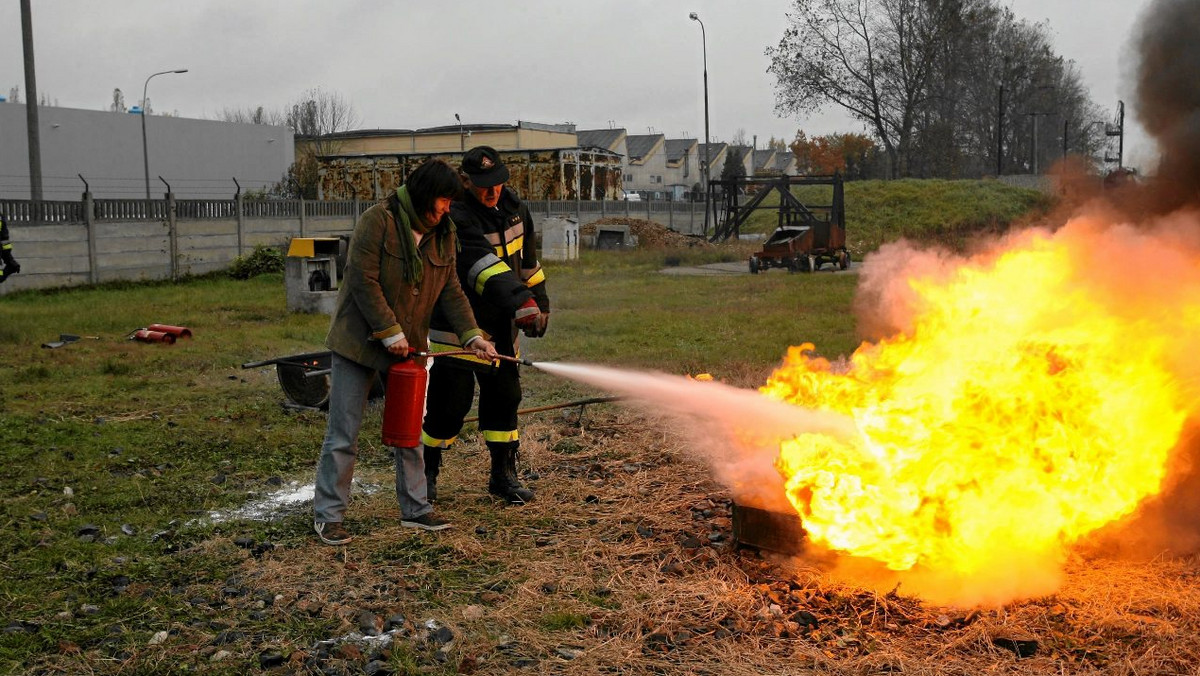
top-left (732, 503), bottom-right (807, 556)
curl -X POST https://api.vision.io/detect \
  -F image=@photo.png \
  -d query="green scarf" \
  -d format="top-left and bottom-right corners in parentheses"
top-left (391, 186), bottom-right (455, 285)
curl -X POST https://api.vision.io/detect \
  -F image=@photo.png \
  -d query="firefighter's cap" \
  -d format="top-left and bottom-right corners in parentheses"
top-left (461, 146), bottom-right (510, 188)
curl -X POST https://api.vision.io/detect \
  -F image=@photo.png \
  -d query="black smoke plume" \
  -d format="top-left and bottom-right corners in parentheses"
top-left (1135, 0), bottom-right (1200, 209)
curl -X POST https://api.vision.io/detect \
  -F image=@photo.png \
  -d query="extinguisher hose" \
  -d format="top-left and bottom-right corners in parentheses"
top-left (300, 350), bottom-right (531, 379)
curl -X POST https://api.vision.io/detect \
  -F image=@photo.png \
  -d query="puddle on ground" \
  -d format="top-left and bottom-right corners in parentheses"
top-left (205, 480), bottom-right (383, 523)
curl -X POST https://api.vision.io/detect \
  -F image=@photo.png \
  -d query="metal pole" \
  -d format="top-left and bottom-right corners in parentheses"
top-left (1032, 113), bottom-right (1040, 174)
top-left (142, 69), bottom-right (188, 202)
top-left (455, 113), bottom-right (464, 152)
top-left (996, 84), bottom-right (1004, 176)
top-left (690, 12), bottom-right (711, 237)
top-left (20, 0), bottom-right (43, 222)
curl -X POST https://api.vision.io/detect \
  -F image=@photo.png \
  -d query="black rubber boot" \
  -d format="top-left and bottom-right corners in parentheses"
top-left (423, 445), bottom-right (442, 502)
top-left (488, 443), bottom-right (534, 505)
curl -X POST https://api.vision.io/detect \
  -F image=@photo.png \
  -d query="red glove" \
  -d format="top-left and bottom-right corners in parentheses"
top-left (514, 298), bottom-right (540, 330)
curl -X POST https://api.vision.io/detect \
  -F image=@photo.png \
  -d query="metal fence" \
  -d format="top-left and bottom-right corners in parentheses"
top-left (0, 199), bottom-right (85, 223)
top-left (0, 197), bottom-right (365, 225)
top-left (2, 196), bottom-right (701, 229)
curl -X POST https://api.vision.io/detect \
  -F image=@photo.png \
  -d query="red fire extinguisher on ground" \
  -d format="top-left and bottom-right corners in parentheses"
top-left (381, 356), bottom-right (427, 448)
top-left (130, 329), bottom-right (176, 344)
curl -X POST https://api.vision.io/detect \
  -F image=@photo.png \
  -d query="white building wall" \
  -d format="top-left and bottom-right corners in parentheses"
top-left (664, 146), bottom-right (698, 189)
top-left (0, 102), bottom-right (293, 200)
top-left (625, 148), bottom-right (670, 196)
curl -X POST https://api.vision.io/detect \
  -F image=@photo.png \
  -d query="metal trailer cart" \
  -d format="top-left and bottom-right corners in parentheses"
top-left (241, 350), bottom-right (382, 410)
top-left (708, 173), bottom-right (851, 273)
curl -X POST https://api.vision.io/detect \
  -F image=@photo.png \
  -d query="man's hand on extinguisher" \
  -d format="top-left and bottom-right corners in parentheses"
top-left (465, 336), bottom-right (500, 362)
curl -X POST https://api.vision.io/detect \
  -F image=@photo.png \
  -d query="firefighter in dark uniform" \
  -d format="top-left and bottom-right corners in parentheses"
top-left (0, 213), bottom-right (21, 285)
top-left (421, 146), bottom-right (550, 505)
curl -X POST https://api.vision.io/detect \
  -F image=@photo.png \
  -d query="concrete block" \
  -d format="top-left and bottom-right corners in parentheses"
top-left (540, 217), bottom-right (579, 261)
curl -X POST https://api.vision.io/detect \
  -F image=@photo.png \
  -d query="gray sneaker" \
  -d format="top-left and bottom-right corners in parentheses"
top-left (401, 513), bottom-right (452, 531)
top-left (314, 521), bottom-right (352, 545)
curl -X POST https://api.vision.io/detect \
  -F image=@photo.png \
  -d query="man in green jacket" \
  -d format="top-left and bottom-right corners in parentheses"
top-left (313, 159), bottom-right (498, 545)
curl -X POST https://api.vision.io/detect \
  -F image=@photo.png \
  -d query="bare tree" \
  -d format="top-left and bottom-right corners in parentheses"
top-left (283, 88), bottom-right (359, 198)
top-left (286, 88), bottom-right (358, 144)
top-left (218, 105), bottom-right (285, 126)
top-left (110, 88), bottom-right (126, 113)
top-left (7, 86), bottom-right (19, 103)
top-left (768, 0), bottom-right (956, 178)
top-left (769, 0), bottom-right (1100, 179)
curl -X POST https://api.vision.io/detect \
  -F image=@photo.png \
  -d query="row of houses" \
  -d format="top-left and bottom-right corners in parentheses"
top-left (581, 128), bottom-right (797, 201)
top-left (307, 121), bottom-right (799, 202)
top-left (0, 98), bottom-right (797, 203)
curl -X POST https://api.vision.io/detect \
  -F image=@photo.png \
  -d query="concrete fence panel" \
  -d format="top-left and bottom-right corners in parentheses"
top-left (0, 195), bottom-right (702, 294)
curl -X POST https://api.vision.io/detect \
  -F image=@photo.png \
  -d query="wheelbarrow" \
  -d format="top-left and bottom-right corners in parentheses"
top-left (241, 350), bottom-right (382, 410)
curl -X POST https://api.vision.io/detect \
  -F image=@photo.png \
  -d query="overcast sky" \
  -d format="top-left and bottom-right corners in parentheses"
top-left (1, 0), bottom-right (1159, 170)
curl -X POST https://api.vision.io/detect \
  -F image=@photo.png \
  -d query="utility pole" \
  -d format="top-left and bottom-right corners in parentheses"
top-left (689, 12), bottom-right (711, 238)
top-left (20, 0), bottom-right (43, 222)
top-left (1027, 85), bottom-right (1056, 174)
top-left (1027, 112), bottom-right (1055, 174)
top-left (996, 84), bottom-right (1004, 176)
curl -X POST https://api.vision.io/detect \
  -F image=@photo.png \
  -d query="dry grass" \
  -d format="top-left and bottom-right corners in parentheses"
top-left (145, 405), bottom-right (1200, 675)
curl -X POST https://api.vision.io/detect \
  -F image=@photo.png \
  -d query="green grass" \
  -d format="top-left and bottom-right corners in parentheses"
top-left (738, 178), bottom-right (1054, 257)
top-left (0, 179), bottom-right (1050, 673)
top-left (536, 610), bottom-right (591, 631)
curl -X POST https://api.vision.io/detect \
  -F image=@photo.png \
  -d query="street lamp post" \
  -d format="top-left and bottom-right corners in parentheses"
top-left (141, 69), bottom-right (188, 202)
top-left (689, 12), bottom-right (711, 237)
top-left (455, 113), bottom-right (465, 152)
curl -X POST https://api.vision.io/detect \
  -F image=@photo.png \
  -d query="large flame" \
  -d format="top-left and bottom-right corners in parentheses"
top-left (761, 212), bottom-right (1200, 605)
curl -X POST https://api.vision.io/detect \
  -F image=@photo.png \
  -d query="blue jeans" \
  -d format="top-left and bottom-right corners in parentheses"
top-left (313, 353), bottom-right (432, 522)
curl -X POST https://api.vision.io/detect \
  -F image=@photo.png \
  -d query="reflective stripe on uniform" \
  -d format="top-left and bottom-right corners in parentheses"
top-left (484, 222), bottom-right (524, 246)
top-left (468, 253), bottom-right (504, 285)
top-left (487, 235), bottom-right (523, 258)
top-left (482, 429), bottom-right (520, 443)
top-left (420, 430), bottom-right (457, 448)
top-left (484, 224), bottom-right (524, 257)
top-left (522, 266), bottom-right (545, 287)
top-left (430, 331), bottom-right (497, 366)
top-left (472, 258), bottom-right (512, 295)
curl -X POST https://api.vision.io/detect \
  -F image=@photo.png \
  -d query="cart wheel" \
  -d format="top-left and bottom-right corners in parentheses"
top-left (277, 361), bottom-right (383, 409)
top-left (749, 256), bottom-right (760, 274)
top-left (277, 363), bottom-right (331, 410)
top-left (838, 250), bottom-right (850, 270)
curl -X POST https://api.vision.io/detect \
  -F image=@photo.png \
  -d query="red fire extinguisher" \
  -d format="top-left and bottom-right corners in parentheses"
top-left (147, 323), bottom-right (193, 339)
top-left (382, 356), bottom-right (427, 448)
top-left (131, 329), bottom-right (176, 344)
